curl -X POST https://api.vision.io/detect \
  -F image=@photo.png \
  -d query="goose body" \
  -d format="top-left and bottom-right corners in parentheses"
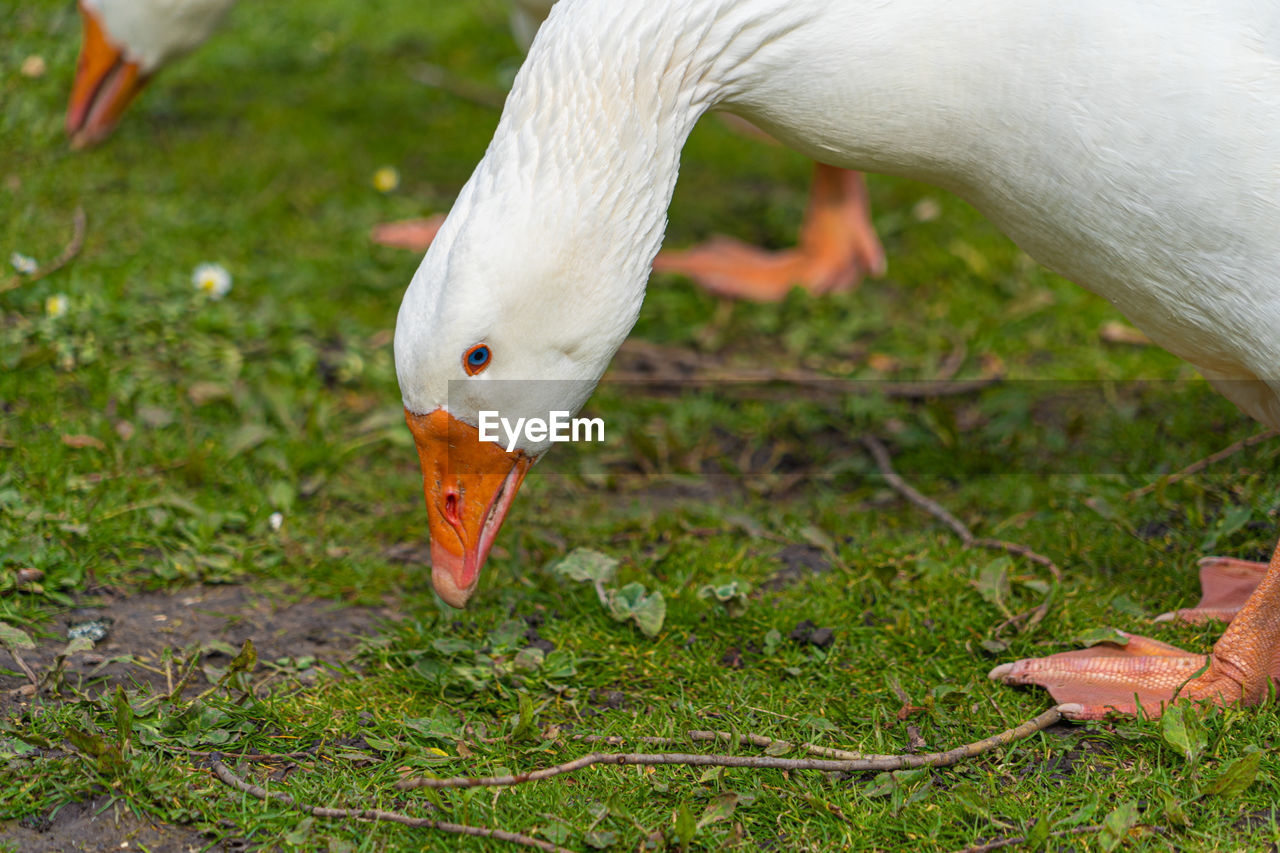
top-left (397, 0), bottom-right (1280, 718)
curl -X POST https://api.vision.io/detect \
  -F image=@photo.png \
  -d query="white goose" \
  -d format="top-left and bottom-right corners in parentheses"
top-left (65, 0), bottom-right (234, 149)
top-left (396, 0), bottom-right (1280, 720)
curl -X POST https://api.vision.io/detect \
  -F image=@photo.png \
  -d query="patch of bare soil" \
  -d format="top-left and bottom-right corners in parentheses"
top-left (1, 585), bottom-right (392, 851)
top-left (1, 584), bottom-right (395, 714)
top-left (0, 796), bottom-right (218, 853)
top-left (764, 544), bottom-right (832, 590)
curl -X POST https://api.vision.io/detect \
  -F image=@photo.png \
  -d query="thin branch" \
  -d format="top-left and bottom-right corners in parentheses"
top-left (209, 759), bottom-right (570, 853)
top-left (396, 707), bottom-right (1063, 791)
top-left (862, 434), bottom-right (1063, 634)
top-left (862, 435), bottom-right (972, 541)
top-left (1, 207), bottom-right (87, 294)
top-left (172, 744), bottom-right (319, 761)
top-left (608, 339), bottom-right (998, 400)
top-left (1125, 427), bottom-right (1279, 501)
top-left (8, 649), bottom-right (39, 687)
top-left (953, 823), bottom-right (1102, 853)
top-left (574, 729), bottom-right (879, 761)
top-left (934, 341), bottom-right (967, 383)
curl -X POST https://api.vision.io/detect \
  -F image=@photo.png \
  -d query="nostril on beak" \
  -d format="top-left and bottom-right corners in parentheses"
top-left (444, 491), bottom-right (460, 526)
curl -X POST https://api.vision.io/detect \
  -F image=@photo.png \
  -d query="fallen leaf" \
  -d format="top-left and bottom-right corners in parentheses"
top-left (0, 622), bottom-right (35, 650)
top-left (1098, 800), bottom-right (1139, 852)
top-left (553, 548), bottom-right (618, 585)
top-left (61, 433), bottom-right (105, 450)
top-left (696, 792), bottom-right (738, 830)
top-left (187, 381), bottom-right (230, 405)
top-left (1075, 626), bottom-right (1131, 648)
top-left (1100, 321), bottom-right (1152, 346)
top-left (974, 557), bottom-right (1012, 615)
top-left (1160, 701), bottom-right (1206, 763)
top-left (1200, 750), bottom-right (1261, 798)
top-left (606, 582), bottom-right (666, 637)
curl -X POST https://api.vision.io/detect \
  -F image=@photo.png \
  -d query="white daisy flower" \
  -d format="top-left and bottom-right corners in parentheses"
top-left (269, 512), bottom-right (284, 531)
top-left (192, 263), bottom-right (232, 299)
top-left (10, 252), bottom-right (38, 275)
top-left (372, 166), bottom-right (400, 193)
top-left (45, 293), bottom-right (68, 318)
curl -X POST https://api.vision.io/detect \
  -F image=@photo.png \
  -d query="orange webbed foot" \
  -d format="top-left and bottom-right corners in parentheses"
top-left (992, 544), bottom-right (1280, 720)
top-left (990, 632), bottom-right (1211, 719)
top-left (1154, 556), bottom-right (1269, 625)
top-left (653, 163), bottom-right (885, 302)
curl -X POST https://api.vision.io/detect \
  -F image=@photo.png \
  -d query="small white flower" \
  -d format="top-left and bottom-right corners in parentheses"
top-left (269, 512), bottom-right (284, 531)
top-left (10, 252), bottom-right (38, 275)
top-left (192, 263), bottom-right (232, 299)
top-left (45, 293), bottom-right (68, 318)
top-left (372, 166), bottom-right (400, 193)
top-left (20, 55), bottom-right (46, 78)
top-left (912, 197), bottom-right (942, 223)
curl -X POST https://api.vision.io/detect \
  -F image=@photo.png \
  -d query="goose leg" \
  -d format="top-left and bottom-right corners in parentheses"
top-left (991, 540), bottom-right (1280, 720)
top-left (651, 163), bottom-right (886, 302)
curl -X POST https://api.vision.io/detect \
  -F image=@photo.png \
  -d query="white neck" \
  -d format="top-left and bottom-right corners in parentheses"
top-left (425, 1), bottom-right (817, 358)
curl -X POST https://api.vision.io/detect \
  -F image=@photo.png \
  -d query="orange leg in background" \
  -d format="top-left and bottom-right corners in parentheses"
top-left (370, 214), bottom-right (447, 252)
top-left (652, 163), bottom-right (885, 301)
top-left (991, 541), bottom-right (1280, 720)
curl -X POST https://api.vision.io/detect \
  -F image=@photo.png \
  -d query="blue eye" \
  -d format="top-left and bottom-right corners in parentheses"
top-left (463, 344), bottom-right (491, 375)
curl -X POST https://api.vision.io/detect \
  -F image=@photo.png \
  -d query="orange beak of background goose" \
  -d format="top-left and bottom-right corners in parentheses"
top-left (66, 1), bottom-right (148, 149)
top-left (405, 409), bottom-right (534, 608)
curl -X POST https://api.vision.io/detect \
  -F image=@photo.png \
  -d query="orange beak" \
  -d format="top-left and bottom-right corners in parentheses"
top-left (405, 408), bottom-right (534, 608)
top-left (66, 1), bottom-right (149, 149)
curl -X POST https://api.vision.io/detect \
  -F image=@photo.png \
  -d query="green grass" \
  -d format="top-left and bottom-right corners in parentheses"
top-left (3, 0), bottom-right (1280, 850)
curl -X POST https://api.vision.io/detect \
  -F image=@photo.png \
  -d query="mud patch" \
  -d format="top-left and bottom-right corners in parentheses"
top-left (764, 545), bottom-right (832, 590)
top-left (1, 584), bottom-right (394, 714)
top-left (788, 619), bottom-right (835, 648)
top-left (0, 795), bottom-right (223, 852)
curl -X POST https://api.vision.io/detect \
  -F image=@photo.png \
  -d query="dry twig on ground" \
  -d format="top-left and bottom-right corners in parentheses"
top-left (952, 823), bottom-right (1103, 853)
top-left (209, 759), bottom-right (570, 853)
top-left (396, 707), bottom-right (1063, 791)
top-left (861, 434), bottom-right (1062, 634)
top-left (574, 729), bottom-right (878, 760)
top-left (7, 650), bottom-right (39, 687)
top-left (608, 339), bottom-right (998, 400)
top-left (175, 745), bottom-right (319, 761)
top-left (1, 207), bottom-right (87, 294)
top-left (1124, 427), bottom-right (1279, 501)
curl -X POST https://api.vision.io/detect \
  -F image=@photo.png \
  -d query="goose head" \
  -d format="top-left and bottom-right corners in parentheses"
top-left (394, 166), bottom-right (654, 607)
top-left (67, 0), bottom-right (234, 148)
top-left (394, 0), bottom-right (757, 606)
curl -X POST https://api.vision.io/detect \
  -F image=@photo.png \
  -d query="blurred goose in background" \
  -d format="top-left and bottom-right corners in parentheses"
top-left (395, 0), bottom-right (1280, 720)
top-left (66, 0), bottom-right (235, 149)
